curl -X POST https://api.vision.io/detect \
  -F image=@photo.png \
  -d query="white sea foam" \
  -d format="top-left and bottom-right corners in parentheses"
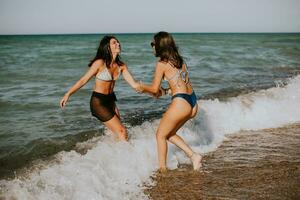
top-left (199, 74), bottom-right (300, 146)
top-left (1, 75), bottom-right (300, 200)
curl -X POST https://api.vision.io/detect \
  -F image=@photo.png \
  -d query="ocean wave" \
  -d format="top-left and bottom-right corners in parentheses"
top-left (1, 75), bottom-right (300, 199)
top-left (201, 74), bottom-right (300, 133)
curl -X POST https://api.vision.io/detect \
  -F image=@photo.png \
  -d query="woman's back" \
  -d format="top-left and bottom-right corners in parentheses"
top-left (163, 62), bottom-right (193, 95)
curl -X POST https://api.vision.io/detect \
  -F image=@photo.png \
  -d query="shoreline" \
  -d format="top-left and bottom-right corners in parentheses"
top-left (145, 123), bottom-right (300, 200)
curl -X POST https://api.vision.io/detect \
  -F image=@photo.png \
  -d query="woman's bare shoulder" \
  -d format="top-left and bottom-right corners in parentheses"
top-left (157, 60), bottom-right (168, 66)
top-left (91, 59), bottom-right (105, 71)
top-left (158, 61), bottom-right (174, 72)
top-left (157, 61), bottom-right (170, 68)
top-left (93, 59), bottom-right (105, 66)
top-left (119, 63), bottom-right (128, 71)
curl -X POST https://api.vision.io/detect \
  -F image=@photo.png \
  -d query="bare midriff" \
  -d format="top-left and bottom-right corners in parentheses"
top-left (93, 79), bottom-right (116, 94)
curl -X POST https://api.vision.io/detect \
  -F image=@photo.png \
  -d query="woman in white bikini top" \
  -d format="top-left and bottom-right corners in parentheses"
top-left (60, 35), bottom-right (139, 141)
top-left (96, 63), bottom-right (121, 81)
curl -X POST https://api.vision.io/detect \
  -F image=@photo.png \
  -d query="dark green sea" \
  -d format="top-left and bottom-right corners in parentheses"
top-left (0, 33), bottom-right (300, 199)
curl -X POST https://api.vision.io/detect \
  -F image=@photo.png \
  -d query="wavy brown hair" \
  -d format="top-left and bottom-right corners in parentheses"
top-left (153, 31), bottom-right (184, 69)
top-left (88, 35), bottom-right (124, 68)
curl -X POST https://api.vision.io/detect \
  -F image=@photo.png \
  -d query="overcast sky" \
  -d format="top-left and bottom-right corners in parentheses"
top-left (0, 0), bottom-right (299, 35)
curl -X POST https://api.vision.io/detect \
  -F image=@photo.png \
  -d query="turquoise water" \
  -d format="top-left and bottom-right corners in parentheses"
top-left (0, 33), bottom-right (300, 178)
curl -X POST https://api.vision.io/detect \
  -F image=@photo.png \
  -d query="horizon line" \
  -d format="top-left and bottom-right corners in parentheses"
top-left (1, 31), bottom-right (300, 36)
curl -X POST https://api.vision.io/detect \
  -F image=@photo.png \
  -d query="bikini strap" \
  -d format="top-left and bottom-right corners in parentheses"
top-left (164, 62), bottom-right (189, 87)
top-left (183, 62), bottom-right (189, 73)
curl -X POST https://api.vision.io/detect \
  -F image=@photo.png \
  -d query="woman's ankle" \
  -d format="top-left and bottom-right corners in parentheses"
top-left (158, 167), bottom-right (168, 173)
top-left (190, 152), bottom-right (203, 170)
top-left (188, 152), bottom-right (197, 159)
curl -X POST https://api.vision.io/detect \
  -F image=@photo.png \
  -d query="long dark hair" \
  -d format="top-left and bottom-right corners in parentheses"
top-left (153, 31), bottom-right (184, 69)
top-left (88, 35), bottom-right (124, 67)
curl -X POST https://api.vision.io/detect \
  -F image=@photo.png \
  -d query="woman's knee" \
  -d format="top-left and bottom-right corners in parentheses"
top-left (156, 131), bottom-right (167, 140)
top-left (118, 125), bottom-right (126, 134)
top-left (117, 125), bottom-right (128, 140)
top-left (166, 133), bottom-right (174, 140)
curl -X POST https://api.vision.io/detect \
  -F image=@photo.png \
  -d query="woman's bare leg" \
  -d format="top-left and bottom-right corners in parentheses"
top-left (167, 103), bottom-right (199, 155)
top-left (162, 99), bottom-right (202, 170)
top-left (167, 116), bottom-right (193, 157)
top-left (169, 133), bottom-right (202, 170)
top-left (102, 105), bottom-right (128, 141)
top-left (156, 98), bottom-right (191, 170)
top-left (114, 105), bottom-right (121, 119)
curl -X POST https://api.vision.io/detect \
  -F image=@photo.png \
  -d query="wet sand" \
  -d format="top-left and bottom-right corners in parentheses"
top-left (145, 123), bottom-right (300, 200)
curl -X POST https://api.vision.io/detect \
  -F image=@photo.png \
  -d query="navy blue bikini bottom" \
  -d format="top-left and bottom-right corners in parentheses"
top-left (172, 91), bottom-right (197, 108)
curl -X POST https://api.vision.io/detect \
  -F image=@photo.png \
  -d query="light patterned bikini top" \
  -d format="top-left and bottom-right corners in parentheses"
top-left (164, 64), bottom-right (189, 87)
top-left (96, 64), bottom-right (121, 82)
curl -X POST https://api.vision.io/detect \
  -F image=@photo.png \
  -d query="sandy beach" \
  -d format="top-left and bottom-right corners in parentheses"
top-left (145, 123), bottom-right (300, 200)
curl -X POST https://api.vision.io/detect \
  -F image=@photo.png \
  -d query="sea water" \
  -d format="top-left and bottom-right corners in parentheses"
top-left (0, 33), bottom-right (300, 199)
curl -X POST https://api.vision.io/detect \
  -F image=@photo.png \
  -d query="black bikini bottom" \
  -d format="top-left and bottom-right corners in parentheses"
top-left (90, 91), bottom-right (117, 122)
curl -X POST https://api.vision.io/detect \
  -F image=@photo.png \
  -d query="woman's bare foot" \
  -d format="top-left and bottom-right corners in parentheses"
top-left (191, 153), bottom-right (202, 171)
top-left (158, 167), bottom-right (168, 173)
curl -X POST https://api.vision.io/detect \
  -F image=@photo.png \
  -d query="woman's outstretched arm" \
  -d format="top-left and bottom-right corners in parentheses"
top-left (139, 62), bottom-right (164, 96)
top-left (121, 64), bottom-right (139, 89)
top-left (60, 60), bottom-right (100, 108)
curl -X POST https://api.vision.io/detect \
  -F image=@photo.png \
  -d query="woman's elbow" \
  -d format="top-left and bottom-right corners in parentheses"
top-left (151, 87), bottom-right (159, 94)
top-left (78, 78), bottom-right (88, 87)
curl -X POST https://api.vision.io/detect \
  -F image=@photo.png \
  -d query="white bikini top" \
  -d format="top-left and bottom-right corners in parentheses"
top-left (96, 64), bottom-right (121, 82)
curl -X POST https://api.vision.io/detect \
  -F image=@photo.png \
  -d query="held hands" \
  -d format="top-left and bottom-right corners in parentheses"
top-left (154, 87), bottom-right (164, 98)
top-left (60, 93), bottom-right (70, 108)
top-left (135, 81), bottom-right (144, 93)
top-left (134, 81), bottom-right (169, 98)
top-left (154, 87), bottom-right (171, 98)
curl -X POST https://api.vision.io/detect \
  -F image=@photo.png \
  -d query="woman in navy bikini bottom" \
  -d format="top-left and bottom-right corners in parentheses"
top-left (172, 91), bottom-right (197, 108)
top-left (138, 31), bottom-right (202, 172)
